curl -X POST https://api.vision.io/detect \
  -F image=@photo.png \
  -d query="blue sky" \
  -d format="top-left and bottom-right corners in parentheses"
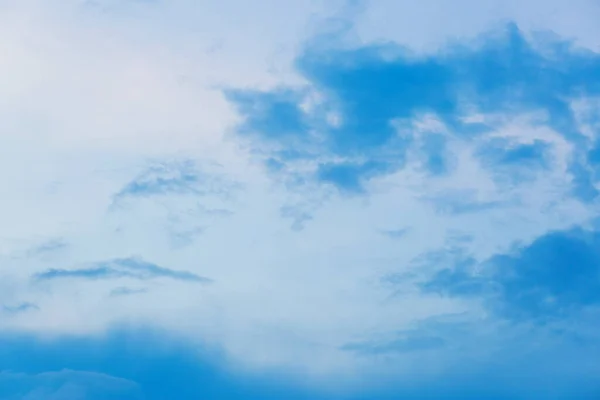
top-left (1, 0), bottom-right (600, 398)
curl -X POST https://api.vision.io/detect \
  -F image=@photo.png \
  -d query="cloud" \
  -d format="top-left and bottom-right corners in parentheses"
top-left (107, 159), bottom-right (240, 248)
top-left (0, 369), bottom-right (142, 400)
top-left (109, 287), bottom-right (148, 297)
top-left (380, 228), bottom-right (410, 239)
top-left (33, 257), bottom-right (212, 284)
top-left (116, 161), bottom-right (208, 199)
top-left (2, 0), bottom-right (600, 398)
top-left (2, 303), bottom-right (39, 314)
top-left (423, 190), bottom-right (507, 215)
top-left (113, 159), bottom-right (241, 200)
top-left (24, 240), bottom-right (69, 258)
top-left (341, 332), bottom-right (445, 355)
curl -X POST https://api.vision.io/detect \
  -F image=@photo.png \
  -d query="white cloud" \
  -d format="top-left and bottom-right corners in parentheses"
top-left (354, 0), bottom-right (600, 52)
top-left (0, 0), bottom-right (599, 390)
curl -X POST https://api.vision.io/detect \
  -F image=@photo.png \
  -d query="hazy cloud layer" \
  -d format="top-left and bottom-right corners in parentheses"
top-left (1, 0), bottom-right (600, 398)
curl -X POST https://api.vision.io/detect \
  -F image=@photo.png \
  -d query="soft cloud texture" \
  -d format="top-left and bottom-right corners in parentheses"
top-left (0, 369), bottom-right (142, 400)
top-left (1, 0), bottom-right (600, 398)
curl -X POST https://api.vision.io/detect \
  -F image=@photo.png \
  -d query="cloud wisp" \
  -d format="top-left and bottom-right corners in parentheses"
top-left (33, 258), bottom-right (212, 284)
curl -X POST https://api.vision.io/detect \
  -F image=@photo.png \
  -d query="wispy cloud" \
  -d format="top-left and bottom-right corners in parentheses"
top-left (423, 190), bottom-right (507, 215)
top-left (109, 287), bottom-right (148, 297)
top-left (342, 333), bottom-right (445, 355)
top-left (27, 239), bottom-right (68, 255)
top-left (33, 257), bottom-right (212, 284)
top-left (2, 302), bottom-right (39, 314)
top-left (380, 228), bottom-right (411, 239)
top-left (114, 160), bottom-right (239, 200)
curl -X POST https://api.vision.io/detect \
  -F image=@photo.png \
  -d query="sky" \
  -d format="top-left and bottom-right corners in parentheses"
top-left (1, 0), bottom-right (600, 398)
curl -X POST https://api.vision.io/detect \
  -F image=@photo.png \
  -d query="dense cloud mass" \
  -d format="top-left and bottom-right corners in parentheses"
top-left (1, 0), bottom-right (600, 398)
